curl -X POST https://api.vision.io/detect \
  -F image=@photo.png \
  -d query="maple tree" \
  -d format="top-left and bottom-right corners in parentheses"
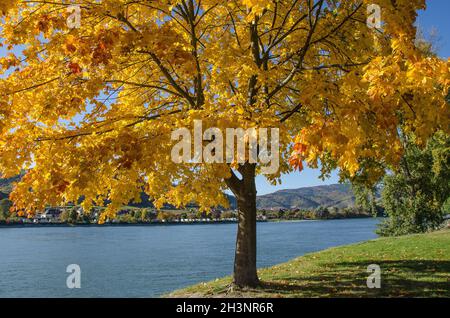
top-left (0, 0), bottom-right (448, 287)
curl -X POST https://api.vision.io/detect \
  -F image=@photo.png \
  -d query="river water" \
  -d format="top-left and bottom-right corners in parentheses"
top-left (0, 218), bottom-right (379, 297)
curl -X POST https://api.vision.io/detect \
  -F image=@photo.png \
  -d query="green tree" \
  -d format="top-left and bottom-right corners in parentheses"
top-left (443, 198), bottom-right (450, 215)
top-left (118, 213), bottom-right (136, 224)
top-left (352, 183), bottom-right (380, 216)
top-left (315, 206), bottom-right (330, 219)
top-left (352, 183), bottom-right (384, 216)
top-left (0, 199), bottom-right (12, 220)
top-left (378, 132), bottom-right (450, 236)
top-left (78, 212), bottom-right (92, 224)
top-left (59, 210), bottom-right (69, 223)
top-left (139, 208), bottom-right (156, 221)
top-left (67, 207), bottom-right (79, 224)
top-left (133, 209), bottom-right (142, 221)
top-left (157, 211), bottom-right (171, 222)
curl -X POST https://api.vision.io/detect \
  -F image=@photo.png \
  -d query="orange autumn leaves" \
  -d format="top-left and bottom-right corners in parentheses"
top-left (289, 141), bottom-right (307, 172)
top-left (0, 0), bottom-right (15, 16)
top-left (68, 62), bottom-right (82, 75)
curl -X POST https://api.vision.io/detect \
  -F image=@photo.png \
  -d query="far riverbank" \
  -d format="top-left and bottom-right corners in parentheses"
top-left (0, 215), bottom-right (377, 228)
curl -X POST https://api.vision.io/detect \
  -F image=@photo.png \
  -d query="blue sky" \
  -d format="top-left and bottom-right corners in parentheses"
top-left (1, 1), bottom-right (448, 195)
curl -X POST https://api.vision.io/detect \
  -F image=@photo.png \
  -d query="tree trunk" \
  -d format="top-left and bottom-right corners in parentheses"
top-left (234, 188), bottom-right (259, 287)
top-left (225, 163), bottom-right (259, 288)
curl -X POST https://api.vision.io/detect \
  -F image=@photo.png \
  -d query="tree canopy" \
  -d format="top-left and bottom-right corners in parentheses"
top-left (0, 0), bottom-right (448, 223)
top-left (378, 131), bottom-right (450, 236)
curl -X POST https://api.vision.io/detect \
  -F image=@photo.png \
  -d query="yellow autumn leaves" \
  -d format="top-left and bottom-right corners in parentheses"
top-left (0, 0), bottom-right (448, 222)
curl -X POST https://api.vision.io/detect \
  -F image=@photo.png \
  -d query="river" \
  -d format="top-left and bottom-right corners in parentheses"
top-left (0, 218), bottom-right (379, 297)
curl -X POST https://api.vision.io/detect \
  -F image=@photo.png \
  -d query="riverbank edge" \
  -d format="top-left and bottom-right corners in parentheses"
top-left (0, 216), bottom-right (376, 228)
top-left (165, 229), bottom-right (450, 298)
top-left (0, 220), bottom-right (243, 228)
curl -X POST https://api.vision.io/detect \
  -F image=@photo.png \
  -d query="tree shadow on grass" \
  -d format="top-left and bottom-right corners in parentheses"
top-left (255, 260), bottom-right (450, 298)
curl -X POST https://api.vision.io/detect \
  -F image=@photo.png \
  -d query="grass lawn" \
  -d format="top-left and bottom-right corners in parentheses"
top-left (167, 229), bottom-right (450, 298)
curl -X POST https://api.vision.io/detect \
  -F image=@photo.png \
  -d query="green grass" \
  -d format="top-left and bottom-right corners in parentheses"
top-left (167, 229), bottom-right (450, 298)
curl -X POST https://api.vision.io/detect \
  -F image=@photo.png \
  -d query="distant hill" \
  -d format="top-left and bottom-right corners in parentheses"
top-left (199, 184), bottom-right (355, 210)
top-left (256, 184), bottom-right (355, 210)
top-left (0, 175), bottom-right (22, 200)
top-left (0, 175), bottom-right (355, 210)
